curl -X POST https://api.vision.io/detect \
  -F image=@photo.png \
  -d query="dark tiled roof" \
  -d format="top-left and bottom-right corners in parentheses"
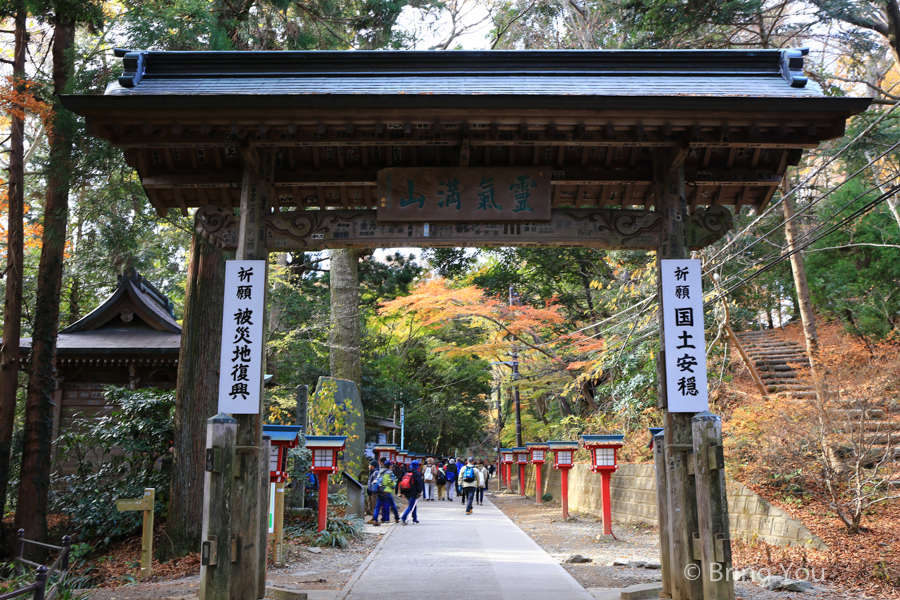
top-left (104, 74), bottom-right (824, 99)
top-left (63, 269), bottom-right (180, 334)
top-left (21, 328), bottom-right (180, 354)
top-left (60, 49), bottom-right (870, 113)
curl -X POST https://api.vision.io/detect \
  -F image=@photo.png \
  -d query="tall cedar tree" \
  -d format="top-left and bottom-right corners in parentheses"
top-left (16, 0), bottom-right (102, 554)
top-left (329, 249), bottom-right (362, 387)
top-left (0, 3), bottom-right (29, 521)
top-left (165, 235), bottom-right (227, 557)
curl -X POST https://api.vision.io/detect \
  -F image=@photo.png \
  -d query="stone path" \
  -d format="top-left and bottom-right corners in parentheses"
top-left (336, 497), bottom-right (595, 600)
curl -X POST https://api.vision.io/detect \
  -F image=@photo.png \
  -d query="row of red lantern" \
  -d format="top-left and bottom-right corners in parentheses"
top-left (372, 444), bottom-right (449, 467)
top-left (499, 435), bottom-right (625, 472)
top-left (498, 435), bottom-right (624, 537)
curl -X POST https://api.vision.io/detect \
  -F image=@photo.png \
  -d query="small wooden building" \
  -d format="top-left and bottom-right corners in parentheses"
top-left (20, 268), bottom-right (181, 473)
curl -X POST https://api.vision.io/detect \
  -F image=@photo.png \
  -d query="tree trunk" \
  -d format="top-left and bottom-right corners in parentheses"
top-left (0, 4), bottom-right (29, 520)
top-left (556, 395), bottom-right (573, 417)
top-left (329, 249), bottom-right (362, 387)
top-left (15, 16), bottom-right (75, 556)
top-left (782, 184), bottom-right (820, 371)
top-left (165, 234), bottom-right (226, 557)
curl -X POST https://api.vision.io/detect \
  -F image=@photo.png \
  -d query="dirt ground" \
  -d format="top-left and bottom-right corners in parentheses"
top-left (490, 493), bottom-right (879, 600)
top-left (79, 532), bottom-right (379, 599)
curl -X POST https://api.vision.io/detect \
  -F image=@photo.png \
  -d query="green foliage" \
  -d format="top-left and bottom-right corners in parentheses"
top-left (806, 177), bottom-right (900, 339)
top-left (51, 387), bottom-right (174, 546)
top-left (314, 513), bottom-right (366, 548)
top-left (541, 493), bottom-right (553, 503)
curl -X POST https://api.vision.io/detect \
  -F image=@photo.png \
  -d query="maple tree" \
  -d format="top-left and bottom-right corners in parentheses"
top-left (379, 277), bottom-right (607, 410)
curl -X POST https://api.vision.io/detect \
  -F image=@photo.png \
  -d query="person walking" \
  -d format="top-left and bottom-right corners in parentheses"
top-left (372, 460), bottom-right (400, 525)
top-left (399, 460), bottom-right (424, 524)
top-left (459, 457), bottom-right (483, 515)
top-left (455, 457), bottom-right (466, 503)
top-left (365, 460), bottom-right (379, 517)
top-left (475, 459), bottom-right (488, 506)
top-left (444, 463), bottom-right (456, 501)
top-left (422, 458), bottom-right (438, 501)
top-left (436, 463), bottom-right (448, 500)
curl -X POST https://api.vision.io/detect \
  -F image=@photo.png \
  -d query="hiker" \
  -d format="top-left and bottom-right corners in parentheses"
top-left (423, 458), bottom-right (438, 501)
top-left (444, 462), bottom-right (456, 501)
top-left (459, 457), bottom-right (483, 515)
top-left (475, 459), bottom-right (488, 506)
top-left (305, 471), bottom-right (319, 512)
top-left (371, 460), bottom-right (400, 525)
top-left (454, 457), bottom-right (465, 503)
top-left (399, 460), bottom-right (424, 524)
top-left (366, 460), bottom-right (380, 516)
top-left (436, 463), bottom-right (448, 500)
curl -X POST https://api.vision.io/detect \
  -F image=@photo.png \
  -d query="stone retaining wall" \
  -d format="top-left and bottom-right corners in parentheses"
top-left (509, 463), bottom-right (826, 550)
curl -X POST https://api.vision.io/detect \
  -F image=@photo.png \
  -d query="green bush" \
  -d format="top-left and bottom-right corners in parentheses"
top-left (542, 493), bottom-right (553, 503)
top-left (51, 386), bottom-right (174, 546)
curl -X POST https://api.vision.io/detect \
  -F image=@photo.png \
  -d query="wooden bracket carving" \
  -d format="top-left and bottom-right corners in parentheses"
top-left (196, 205), bottom-right (729, 251)
top-left (195, 206), bottom-right (238, 249)
top-left (686, 205), bottom-right (732, 250)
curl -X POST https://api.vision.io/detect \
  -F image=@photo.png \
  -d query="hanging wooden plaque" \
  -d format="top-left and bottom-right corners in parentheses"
top-left (377, 167), bottom-right (551, 222)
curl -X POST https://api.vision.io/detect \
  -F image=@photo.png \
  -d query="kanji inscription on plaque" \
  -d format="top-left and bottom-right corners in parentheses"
top-left (377, 168), bottom-right (551, 222)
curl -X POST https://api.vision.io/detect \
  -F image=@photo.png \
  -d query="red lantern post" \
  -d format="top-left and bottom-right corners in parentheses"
top-left (582, 434), bottom-right (625, 539)
top-left (548, 441), bottom-right (578, 519)
top-left (263, 425), bottom-right (302, 566)
top-left (373, 443), bottom-right (398, 465)
top-left (305, 435), bottom-right (347, 532)
top-left (526, 443), bottom-right (549, 505)
top-left (513, 447), bottom-right (528, 497)
top-left (500, 449), bottom-right (514, 491)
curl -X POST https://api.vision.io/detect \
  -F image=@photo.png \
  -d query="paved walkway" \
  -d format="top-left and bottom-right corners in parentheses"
top-left (337, 495), bottom-right (595, 600)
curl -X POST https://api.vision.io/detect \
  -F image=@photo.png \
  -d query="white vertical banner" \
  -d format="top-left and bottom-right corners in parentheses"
top-left (661, 259), bottom-right (709, 413)
top-left (218, 260), bottom-right (266, 414)
top-left (269, 482), bottom-right (276, 534)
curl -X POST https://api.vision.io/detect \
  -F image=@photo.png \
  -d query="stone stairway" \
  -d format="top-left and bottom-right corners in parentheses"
top-left (832, 405), bottom-right (900, 470)
top-left (733, 329), bottom-right (815, 399)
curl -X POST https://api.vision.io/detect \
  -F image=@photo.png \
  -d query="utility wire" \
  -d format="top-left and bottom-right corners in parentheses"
top-left (704, 99), bottom-right (900, 268)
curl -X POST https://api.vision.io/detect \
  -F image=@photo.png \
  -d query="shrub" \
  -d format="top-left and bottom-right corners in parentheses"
top-left (51, 386), bottom-right (174, 546)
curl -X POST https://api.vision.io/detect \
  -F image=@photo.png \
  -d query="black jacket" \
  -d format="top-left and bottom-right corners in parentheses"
top-left (400, 468), bottom-right (424, 498)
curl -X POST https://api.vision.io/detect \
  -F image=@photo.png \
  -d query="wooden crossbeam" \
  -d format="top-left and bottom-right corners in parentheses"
top-left (140, 168), bottom-right (782, 189)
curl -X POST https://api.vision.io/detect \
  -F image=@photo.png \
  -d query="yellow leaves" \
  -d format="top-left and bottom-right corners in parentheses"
top-left (590, 280), bottom-right (604, 290)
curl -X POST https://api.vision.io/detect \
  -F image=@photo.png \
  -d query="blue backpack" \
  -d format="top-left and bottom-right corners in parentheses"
top-left (463, 466), bottom-right (476, 483)
top-left (367, 472), bottom-right (383, 494)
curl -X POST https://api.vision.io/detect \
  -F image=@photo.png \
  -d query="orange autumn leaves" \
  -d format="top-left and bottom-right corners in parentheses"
top-left (0, 187), bottom-right (43, 248)
top-left (0, 76), bottom-right (52, 251)
top-left (378, 277), bottom-right (605, 373)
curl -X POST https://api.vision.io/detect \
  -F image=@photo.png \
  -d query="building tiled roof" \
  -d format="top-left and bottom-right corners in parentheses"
top-left (61, 48), bottom-right (868, 113)
top-left (62, 269), bottom-right (180, 334)
top-left (20, 269), bottom-right (181, 355)
top-left (104, 74), bottom-right (825, 99)
top-left (20, 328), bottom-right (180, 354)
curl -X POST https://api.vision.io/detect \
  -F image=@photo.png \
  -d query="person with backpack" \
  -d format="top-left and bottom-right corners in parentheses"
top-left (399, 460), bottom-right (424, 524)
top-left (371, 460), bottom-right (400, 525)
top-left (444, 463), bottom-right (456, 501)
top-left (366, 460), bottom-right (380, 518)
top-left (455, 457), bottom-right (466, 503)
top-left (459, 457), bottom-right (483, 515)
top-left (435, 463), bottom-right (448, 500)
top-left (422, 458), bottom-right (438, 501)
top-left (474, 459), bottom-right (489, 506)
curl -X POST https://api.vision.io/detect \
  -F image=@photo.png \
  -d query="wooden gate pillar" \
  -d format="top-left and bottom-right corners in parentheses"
top-left (653, 149), bottom-right (703, 600)
top-left (200, 414), bottom-right (237, 600)
top-left (232, 146), bottom-right (274, 599)
top-left (692, 413), bottom-right (735, 600)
